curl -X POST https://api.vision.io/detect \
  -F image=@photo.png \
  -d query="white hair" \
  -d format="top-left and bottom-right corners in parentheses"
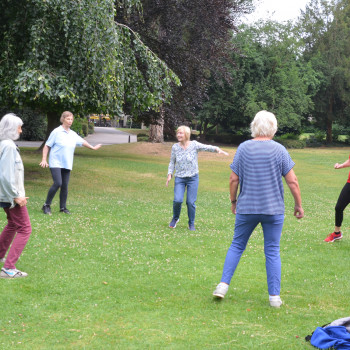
top-left (250, 110), bottom-right (278, 138)
top-left (0, 113), bottom-right (24, 141)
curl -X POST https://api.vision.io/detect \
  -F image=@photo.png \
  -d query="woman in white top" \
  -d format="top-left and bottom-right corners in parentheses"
top-left (40, 111), bottom-right (101, 215)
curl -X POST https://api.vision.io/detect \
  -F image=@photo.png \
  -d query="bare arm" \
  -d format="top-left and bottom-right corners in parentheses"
top-left (217, 147), bottom-right (229, 156)
top-left (284, 169), bottom-right (304, 219)
top-left (39, 145), bottom-right (50, 168)
top-left (165, 174), bottom-right (172, 187)
top-left (82, 141), bottom-right (102, 150)
top-left (229, 171), bottom-right (239, 215)
top-left (334, 158), bottom-right (350, 169)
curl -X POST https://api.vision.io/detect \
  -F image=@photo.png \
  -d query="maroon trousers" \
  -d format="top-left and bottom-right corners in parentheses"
top-left (0, 205), bottom-right (32, 269)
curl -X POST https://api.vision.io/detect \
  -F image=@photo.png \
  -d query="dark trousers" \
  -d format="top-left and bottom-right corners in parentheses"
top-left (45, 168), bottom-right (71, 209)
top-left (335, 182), bottom-right (350, 227)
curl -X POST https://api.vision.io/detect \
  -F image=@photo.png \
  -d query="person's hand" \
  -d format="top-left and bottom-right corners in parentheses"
top-left (166, 174), bottom-right (172, 187)
top-left (218, 149), bottom-right (229, 156)
top-left (231, 202), bottom-right (237, 215)
top-left (92, 144), bottom-right (102, 150)
top-left (39, 160), bottom-right (49, 168)
top-left (15, 197), bottom-right (29, 207)
top-left (294, 205), bottom-right (304, 219)
top-left (334, 163), bottom-right (341, 169)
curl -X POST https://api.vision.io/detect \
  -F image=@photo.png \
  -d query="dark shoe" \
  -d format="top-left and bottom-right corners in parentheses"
top-left (60, 208), bottom-right (71, 214)
top-left (188, 224), bottom-right (196, 231)
top-left (42, 204), bottom-right (51, 215)
top-left (169, 218), bottom-right (179, 228)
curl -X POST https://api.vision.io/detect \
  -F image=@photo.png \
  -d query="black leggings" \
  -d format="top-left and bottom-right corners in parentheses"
top-left (45, 168), bottom-right (71, 209)
top-left (335, 182), bottom-right (350, 227)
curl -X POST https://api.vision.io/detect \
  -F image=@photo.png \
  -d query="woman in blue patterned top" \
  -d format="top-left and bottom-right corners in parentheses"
top-left (166, 125), bottom-right (228, 231)
top-left (213, 111), bottom-right (304, 307)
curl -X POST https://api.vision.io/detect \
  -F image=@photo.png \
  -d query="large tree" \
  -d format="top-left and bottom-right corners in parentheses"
top-left (196, 20), bottom-right (318, 139)
top-left (0, 0), bottom-right (179, 142)
top-left (298, 0), bottom-right (350, 142)
top-left (117, 0), bottom-right (254, 142)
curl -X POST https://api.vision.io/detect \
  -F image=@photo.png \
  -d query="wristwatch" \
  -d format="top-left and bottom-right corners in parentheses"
top-left (231, 199), bottom-right (237, 204)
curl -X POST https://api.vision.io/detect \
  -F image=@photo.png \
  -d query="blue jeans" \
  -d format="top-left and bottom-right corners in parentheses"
top-left (221, 214), bottom-right (284, 295)
top-left (173, 174), bottom-right (199, 225)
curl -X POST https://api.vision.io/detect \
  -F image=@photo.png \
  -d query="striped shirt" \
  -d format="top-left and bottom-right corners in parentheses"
top-left (230, 140), bottom-right (295, 215)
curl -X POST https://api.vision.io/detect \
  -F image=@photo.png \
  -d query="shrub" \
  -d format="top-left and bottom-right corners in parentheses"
top-left (207, 133), bottom-right (249, 145)
top-left (275, 138), bottom-right (306, 149)
top-left (0, 107), bottom-right (47, 141)
top-left (71, 117), bottom-right (89, 137)
top-left (88, 122), bottom-right (94, 134)
top-left (278, 133), bottom-right (300, 140)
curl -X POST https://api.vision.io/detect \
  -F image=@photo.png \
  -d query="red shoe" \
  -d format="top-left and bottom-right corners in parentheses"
top-left (324, 232), bottom-right (343, 242)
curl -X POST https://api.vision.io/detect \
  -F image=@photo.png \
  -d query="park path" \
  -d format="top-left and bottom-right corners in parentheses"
top-left (16, 127), bottom-right (137, 148)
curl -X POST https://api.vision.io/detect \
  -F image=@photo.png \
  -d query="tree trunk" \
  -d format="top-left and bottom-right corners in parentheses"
top-left (38, 111), bottom-right (61, 150)
top-left (326, 97), bottom-right (333, 144)
top-left (326, 118), bottom-right (333, 144)
top-left (149, 106), bottom-right (164, 143)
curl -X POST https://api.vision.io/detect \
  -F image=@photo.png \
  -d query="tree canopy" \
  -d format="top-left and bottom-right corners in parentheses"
top-left (118, 0), bottom-right (254, 141)
top-left (0, 0), bottom-right (179, 138)
top-left (298, 0), bottom-right (350, 142)
top-left (197, 20), bottom-right (318, 138)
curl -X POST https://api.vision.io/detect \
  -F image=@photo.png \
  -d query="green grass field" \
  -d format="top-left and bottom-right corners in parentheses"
top-left (1, 143), bottom-right (349, 349)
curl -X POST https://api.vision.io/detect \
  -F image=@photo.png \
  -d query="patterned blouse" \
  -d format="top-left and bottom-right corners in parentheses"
top-left (168, 141), bottom-right (218, 178)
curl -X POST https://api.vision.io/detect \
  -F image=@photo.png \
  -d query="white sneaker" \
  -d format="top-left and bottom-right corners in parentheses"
top-left (269, 295), bottom-right (282, 307)
top-left (213, 282), bottom-right (229, 298)
top-left (0, 268), bottom-right (28, 278)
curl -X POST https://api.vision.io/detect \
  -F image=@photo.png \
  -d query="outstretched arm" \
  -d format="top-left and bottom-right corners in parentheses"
top-left (217, 147), bottom-right (229, 156)
top-left (285, 169), bottom-right (304, 219)
top-left (82, 141), bottom-right (102, 150)
top-left (334, 158), bottom-right (350, 169)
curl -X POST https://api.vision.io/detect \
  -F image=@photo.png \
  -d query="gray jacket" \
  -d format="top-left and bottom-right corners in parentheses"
top-left (0, 139), bottom-right (25, 208)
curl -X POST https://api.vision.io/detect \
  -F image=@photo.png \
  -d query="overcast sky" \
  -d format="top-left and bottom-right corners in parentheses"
top-left (242, 0), bottom-right (310, 23)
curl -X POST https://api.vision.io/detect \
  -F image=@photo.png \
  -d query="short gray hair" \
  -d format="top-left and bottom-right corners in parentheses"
top-left (250, 110), bottom-right (277, 138)
top-left (0, 113), bottom-right (23, 141)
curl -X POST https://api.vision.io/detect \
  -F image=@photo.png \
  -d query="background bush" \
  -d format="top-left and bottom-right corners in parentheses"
top-left (0, 107), bottom-right (47, 140)
top-left (275, 138), bottom-right (306, 149)
top-left (71, 117), bottom-right (89, 136)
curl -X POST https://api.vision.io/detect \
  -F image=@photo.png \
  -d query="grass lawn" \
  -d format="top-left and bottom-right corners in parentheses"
top-left (1, 143), bottom-right (350, 349)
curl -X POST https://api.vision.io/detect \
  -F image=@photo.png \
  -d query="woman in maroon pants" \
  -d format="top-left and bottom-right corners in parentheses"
top-left (0, 113), bottom-right (31, 278)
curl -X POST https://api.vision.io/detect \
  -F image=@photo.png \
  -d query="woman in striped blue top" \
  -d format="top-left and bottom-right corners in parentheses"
top-left (213, 111), bottom-right (304, 307)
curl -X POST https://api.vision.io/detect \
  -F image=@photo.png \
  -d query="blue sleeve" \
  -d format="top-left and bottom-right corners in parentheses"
top-left (281, 148), bottom-right (295, 176)
top-left (230, 146), bottom-right (241, 176)
top-left (75, 132), bottom-right (85, 147)
top-left (45, 129), bottom-right (57, 148)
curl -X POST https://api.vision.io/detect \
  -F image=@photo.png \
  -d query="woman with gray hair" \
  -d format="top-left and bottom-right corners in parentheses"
top-left (213, 110), bottom-right (304, 307)
top-left (0, 113), bottom-right (31, 278)
top-left (40, 111), bottom-right (102, 215)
